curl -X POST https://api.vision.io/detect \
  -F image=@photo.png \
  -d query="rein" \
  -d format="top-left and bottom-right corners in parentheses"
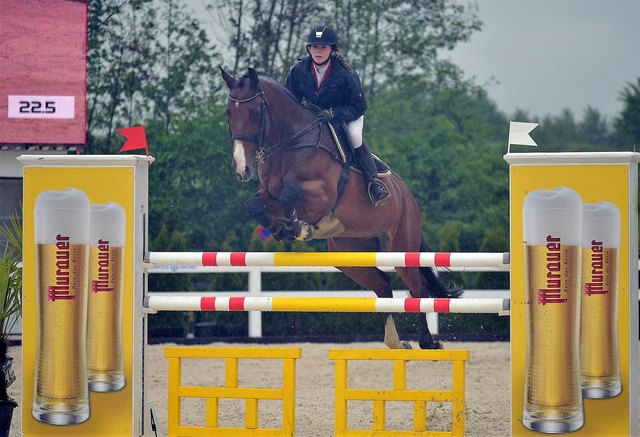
top-left (227, 87), bottom-right (345, 166)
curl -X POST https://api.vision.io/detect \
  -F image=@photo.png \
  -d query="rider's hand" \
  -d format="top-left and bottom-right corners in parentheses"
top-left (318, 108), bottom-right (334, 122)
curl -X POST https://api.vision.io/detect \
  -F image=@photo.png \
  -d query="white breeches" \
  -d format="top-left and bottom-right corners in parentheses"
top-left (347, 116), bottom-right (364, 149)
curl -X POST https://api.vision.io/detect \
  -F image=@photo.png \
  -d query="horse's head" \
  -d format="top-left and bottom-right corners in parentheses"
top-left (221, 67), bottom-right (268, 182)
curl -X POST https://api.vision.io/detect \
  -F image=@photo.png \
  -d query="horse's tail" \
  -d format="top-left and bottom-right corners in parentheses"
top-left (419, 238), bottom-right (464, 298)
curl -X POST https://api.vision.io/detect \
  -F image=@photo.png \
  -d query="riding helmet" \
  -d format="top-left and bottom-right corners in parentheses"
top-left (306, 26), bottom-right (338, 50)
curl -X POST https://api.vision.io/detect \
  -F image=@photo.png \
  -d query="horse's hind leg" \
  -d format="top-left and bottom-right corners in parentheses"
top-left (395, 266), bottom-right (442, 349)
top-left (330, 238), bottom-right (411, 349)
top-left (337, 266), bottom-right (411, 349)
top-left (417, 312), bottom-right (441, 349)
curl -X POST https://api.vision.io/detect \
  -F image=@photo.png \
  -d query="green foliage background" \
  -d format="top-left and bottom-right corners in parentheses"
top-left (85, 1), bottom-right (639, 341)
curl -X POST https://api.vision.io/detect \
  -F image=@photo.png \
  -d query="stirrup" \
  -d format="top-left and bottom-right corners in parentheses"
top-left (368, 179), bottom-right (391, 207)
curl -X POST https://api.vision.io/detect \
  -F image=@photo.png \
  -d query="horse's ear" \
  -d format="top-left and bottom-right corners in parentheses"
top-left (220, 66), bottom-right (237, 89)
top-left (247, 67), bottom-right (260, 89)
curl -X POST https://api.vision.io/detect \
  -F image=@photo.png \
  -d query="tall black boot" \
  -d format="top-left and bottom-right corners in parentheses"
top-left (354, 142), bottom-right (391, 207)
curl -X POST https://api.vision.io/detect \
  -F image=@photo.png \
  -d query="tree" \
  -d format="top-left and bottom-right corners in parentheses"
top-left (215, 0), bottom-right (322, 80)
top-left (579, 106), bottom-right (610, 147)
top-left (212, 0), bottom-right (481, 95)
top-left (327, 0), bottom-right (482, 98)
top-left (86, 0), bottom-right (222, 155)
top-left (149, 0), bottom-right (222, 131)
top-left (614, 77), bottom-right (640, 148)
top-left (87, 0), bottom-right (158, 152)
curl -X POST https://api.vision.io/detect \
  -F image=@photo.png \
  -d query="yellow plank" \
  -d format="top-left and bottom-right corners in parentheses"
top-left (373, 400), bottom-right (386, 431)
top-left (328, 349), bottom-right (469, 361)
top-left (226, 357), bottom-right (238, 388)
top-left (245, 398), bottom-right (258, 429)
top-left (272, 297), bottom-right (378, 312)
top-left (282, 358), bottom-right (297, 436)
top-left (339, 430), bottom-right (450, 437)
top-left (393, 360), bottom-right (406, 390)
top-left (413, 401), bottom-right (427, 432)
top-left (167, 357), bottom-right (181, 437)
top-left (334, 359), bottom-right (348, 435)
top-left (164, 346), bottom-right (302, 359)
top-left (452, 360), bottom-right (466, 436)
top-left (176, 425), bottom-right (287, 436)
top-left (205, 398), bottom-right (218, 428)
top-left (274, 251), bottom-right (377, 266)
top-left (177, 386), bottom-right (284, 400)
top-left (344, 389), bottom-right (454, 402)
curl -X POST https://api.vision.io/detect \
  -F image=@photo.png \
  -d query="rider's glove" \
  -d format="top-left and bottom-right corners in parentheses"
top-left (318, 108), bottom-right (334, 122)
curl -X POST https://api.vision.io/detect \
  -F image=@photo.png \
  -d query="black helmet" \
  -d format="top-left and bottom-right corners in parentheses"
top-left (306, 26), bottom-right (338, 50)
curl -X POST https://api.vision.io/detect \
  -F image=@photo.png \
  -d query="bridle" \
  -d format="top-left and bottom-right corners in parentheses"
top-left (227, 81), bottom-right (334, 163)
top-left (227, 90), bottom-right (269, 155)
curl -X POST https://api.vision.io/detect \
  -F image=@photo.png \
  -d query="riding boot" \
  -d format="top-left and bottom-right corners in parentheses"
top-left (354, 142), bottom-right (391, 207)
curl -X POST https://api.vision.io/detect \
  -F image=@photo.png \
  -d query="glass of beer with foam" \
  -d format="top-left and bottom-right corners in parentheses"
top-left (87, 202), bottom-right (126, 392)
top-left (33, 188), bottom-right (91, 425)
top-left (522, 187), bottom-right (584, 433)
top-left (580, 201), bottom-right (621, 398)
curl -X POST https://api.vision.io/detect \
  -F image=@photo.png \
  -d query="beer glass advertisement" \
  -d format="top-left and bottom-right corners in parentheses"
top-left (508, 154), bottom-right (639, 436)
top-left (22, 167), bottom-right (135, 436)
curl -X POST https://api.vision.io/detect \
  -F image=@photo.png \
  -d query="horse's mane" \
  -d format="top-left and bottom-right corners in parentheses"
top-left (238, 69), bottom-right (311, 113)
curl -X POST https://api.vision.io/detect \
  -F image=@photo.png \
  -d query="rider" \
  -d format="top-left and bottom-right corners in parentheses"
top-left (284, 25), bottom-right (391, 207)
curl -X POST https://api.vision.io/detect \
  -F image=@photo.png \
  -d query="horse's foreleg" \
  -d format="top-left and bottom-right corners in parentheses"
top-left (280, 184), bottom-right (315, 241)
top-left (245, 195), bottom-right (287, 239)
top-left (246, 195), bottom-right (272, 226)
top-left (384, 314), bottom-right (412, 349)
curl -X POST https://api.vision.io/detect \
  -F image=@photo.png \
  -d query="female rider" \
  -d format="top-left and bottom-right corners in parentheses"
top-left (284, 25), bottom-right (390, 207)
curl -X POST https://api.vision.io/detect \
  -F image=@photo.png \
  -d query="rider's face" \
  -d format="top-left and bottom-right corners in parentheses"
top-left (309, 44), bottom-right (332, 64)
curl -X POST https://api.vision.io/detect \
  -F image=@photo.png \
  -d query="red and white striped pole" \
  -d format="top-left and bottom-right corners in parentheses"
top-left (146, 251), bottom-right (510, 269)
top-left (145, 296), bottom-right (510, 314)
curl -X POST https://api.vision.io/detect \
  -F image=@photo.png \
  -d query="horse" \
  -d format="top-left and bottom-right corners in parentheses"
top-left (220, 67), bottom-right (462, 349)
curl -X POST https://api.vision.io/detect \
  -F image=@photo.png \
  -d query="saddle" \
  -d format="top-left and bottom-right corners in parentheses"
top-left (328, 122), bottom-right (392, 177)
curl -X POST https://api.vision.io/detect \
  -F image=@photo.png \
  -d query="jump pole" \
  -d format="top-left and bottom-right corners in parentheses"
top-left (146, 251), bottom-right (510, 270)
top-left (145, 296), bottom-right (510, 314)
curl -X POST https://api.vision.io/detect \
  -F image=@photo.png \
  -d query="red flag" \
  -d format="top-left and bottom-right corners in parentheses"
top-left (118, 126), bottom-right (149, 155)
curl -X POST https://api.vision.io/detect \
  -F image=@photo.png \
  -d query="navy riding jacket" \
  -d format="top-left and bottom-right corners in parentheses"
top-left (284, 56), bottom-right (367, 124)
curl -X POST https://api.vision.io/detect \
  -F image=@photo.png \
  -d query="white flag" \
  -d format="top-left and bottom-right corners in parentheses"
top-left (508, 121), bottom-right (539, 147)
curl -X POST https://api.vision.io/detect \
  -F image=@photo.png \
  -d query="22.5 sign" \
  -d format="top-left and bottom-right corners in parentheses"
top-left (8, 95), bottom-right (75, 119)
top-left (19, 100), bottom-right (56, 114)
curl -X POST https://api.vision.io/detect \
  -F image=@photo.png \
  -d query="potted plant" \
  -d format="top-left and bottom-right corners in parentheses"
top-left (0, 209), bottom-right (22, 437)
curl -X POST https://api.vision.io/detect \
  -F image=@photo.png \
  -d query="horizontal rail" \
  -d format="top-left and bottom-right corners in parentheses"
top-left (145, 296), bottom-right (510, 314)
top-left (145, 265), bottom-right (507, 273)
top-left (146, 251), bottom-right (510, 269)
top-left (147, 290), bottom-right (510, 299)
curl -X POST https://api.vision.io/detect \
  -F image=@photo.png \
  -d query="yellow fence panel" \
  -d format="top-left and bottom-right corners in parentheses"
top-left (164, 347), bottom-right (302, 437)
top-left (328, 349), bottom-right (469, 437)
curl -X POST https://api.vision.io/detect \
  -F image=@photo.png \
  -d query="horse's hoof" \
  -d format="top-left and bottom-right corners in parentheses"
top-left (420, 340), bottom-right (443, 350)
top-left (295, 222), bottom-right (315, 241)
top-left (401, 341), bottom-right (412, 349)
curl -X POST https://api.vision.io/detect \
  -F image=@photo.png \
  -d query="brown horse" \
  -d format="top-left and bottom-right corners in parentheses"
top-left (221, 67), bottom-right (461, 349)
